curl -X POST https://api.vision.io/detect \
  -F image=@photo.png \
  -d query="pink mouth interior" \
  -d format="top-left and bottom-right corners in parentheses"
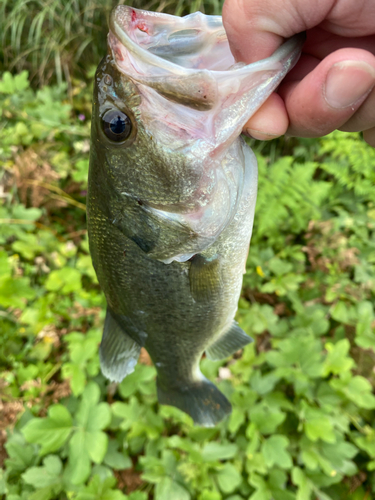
top-left (113, 7), bottom-right (236, 71)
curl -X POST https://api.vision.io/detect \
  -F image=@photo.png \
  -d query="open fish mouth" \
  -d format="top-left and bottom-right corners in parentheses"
top-left (110, 7), bottom-right (234, 72)
top-left (108, 6), bottom-right (304, 126)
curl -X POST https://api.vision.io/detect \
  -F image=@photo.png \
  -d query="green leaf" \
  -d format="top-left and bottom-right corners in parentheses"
top-left (330, 301), bottom-right (351, 324)
top-left (5, 432), bottom-right (37, 472)
top-left (266, 335), bottom-right (323, 378)
top-left (268, 469), bottom-right (288, 489)
top-left (75, 382), bottom-right (111, 432)
top-left (0, 276), bottom-right (36, 308)
top-left (45, 268), bottom-right (82, 294)
top-left (155, 477), bottom-right (190, 500)
top-left (62, 331), bottom-right (101, 395)
top-left (65, 382), bottom-right (111, 483)
top-left (12, 205), bottom-right (43, 222)
top-left (29, 486), bottom-right (57, 500)
top-left (76, 475), bottom-right (127, 500)
top-left (0, 71), bottom-right (29, 93)
top-left (340, 376), bottom-right (375, 409)
top-left (0, 250), bottom-right (10, 277)
top-left (198, 491), bottom-right (222, 500)
top-left (22, 405), bottom-right (72, 455)
top-left (128, 493), bottom-right (148, 500)
top-left (303, 406), bottom-right (336, 443)
top-left (62, 363), bottom-right (86, 395)
top-left (268, 258), bottom-right (293, 276)
top-left (216, 463), bottom-right (242, 494)
top-left (201, 442), bottom-right (238, 462)
top-left (320, 440), bottom-right (358, 475)
top-left (355, 430), bottom-right (375, 457)
top-left (239, 303), bottom-right (278, 336)
top-left (322, 339), bottom-right (354, 376)
top-left (291, 467), bottom-right (313, 500)
top-left (261, 435), bottom-right (292, 469)
top-left (86, 432), bottom-right (109, 464)
top-left (251, 371), bottom-right (279, 395)
top-left (118, 364), bottom-right (156, 398)
top-left (67, 431), bottom-right (91, 485)
top-left (73, 159), bottom-right (90, 183)
top-left (249, 472), bottom-right (272, 500)
top-left (87, 402), bottom-right (112, 431)
top-left (249, 402), bottom-right (286, 435)
top-left (21, 455), bottom-right (62, 487)
top-left (112, 399), bottom-right (143, 431)
top-left (103, 440), bottom-right (132, 470)
top-left (227, 407), bottom-right (245, 435)
top-left (355, 301), bottom-right (375, 350)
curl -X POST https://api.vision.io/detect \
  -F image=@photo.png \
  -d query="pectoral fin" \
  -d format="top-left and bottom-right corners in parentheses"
top-left (206, 321), bottom-right (253, 361)
top-left (189, 254), bottom-right (223, 302)
top-left (112, 201), bottom-right (160, 254)
top-left (112, 196), bottom-right (204, 261)
top-left (99, 308), bottom-right (141, 383)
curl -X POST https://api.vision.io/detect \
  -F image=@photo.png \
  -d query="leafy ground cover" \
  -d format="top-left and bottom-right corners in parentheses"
top-left (0, 67), bottom-right (375, 500)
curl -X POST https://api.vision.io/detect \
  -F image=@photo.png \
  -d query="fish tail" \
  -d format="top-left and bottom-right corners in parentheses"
top-left (157, 376), bottom-right (231, 427)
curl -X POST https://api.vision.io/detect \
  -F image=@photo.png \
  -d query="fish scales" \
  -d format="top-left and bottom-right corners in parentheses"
top-left (88, 6), bottom-right (303, 426)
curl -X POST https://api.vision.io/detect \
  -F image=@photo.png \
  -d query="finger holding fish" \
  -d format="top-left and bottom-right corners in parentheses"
top-left (223, 0), bottom-right (375, 144)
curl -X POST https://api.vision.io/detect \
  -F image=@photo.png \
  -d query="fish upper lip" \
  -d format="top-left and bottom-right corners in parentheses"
top-left (109, 7), bottom-right (195, 76)
top-left (109, 5), bottom-right (305, 77)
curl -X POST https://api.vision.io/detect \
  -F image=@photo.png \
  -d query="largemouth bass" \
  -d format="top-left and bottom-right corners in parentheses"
top-left (88, 6), bottom-right (303, 426)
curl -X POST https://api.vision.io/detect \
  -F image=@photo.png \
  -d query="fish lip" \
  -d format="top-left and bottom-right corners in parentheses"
top-left (109, 6), bottom-right (203, 77)
top-left (109, 5), bottom-right (305, 77)
top-left (108, 6), bottom-right (305, 123)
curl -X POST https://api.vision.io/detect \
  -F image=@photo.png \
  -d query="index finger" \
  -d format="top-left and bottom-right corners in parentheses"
top-left (222, 0), bottom-right (334, 62)
top-left (222, 0), bottom-right (375, 63)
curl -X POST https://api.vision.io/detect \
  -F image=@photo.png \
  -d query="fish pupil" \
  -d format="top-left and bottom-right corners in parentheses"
top-left (102, 109), bottom-right (132, 142)
top-left (110, 115), bottom-right (126, 134)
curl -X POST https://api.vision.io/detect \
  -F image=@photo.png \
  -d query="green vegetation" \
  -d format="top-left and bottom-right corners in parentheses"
top-left (0, 0), bottom-right (223, 86)
top-left (1, 11), bottom-right (375, 500)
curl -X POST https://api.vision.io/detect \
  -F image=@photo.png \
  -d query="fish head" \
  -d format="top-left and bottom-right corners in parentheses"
top-left (90, 6), bottom-right (303, 258)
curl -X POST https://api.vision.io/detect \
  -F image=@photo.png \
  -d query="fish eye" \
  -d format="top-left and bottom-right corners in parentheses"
top-left (102, 109), bottom-right (132, 142)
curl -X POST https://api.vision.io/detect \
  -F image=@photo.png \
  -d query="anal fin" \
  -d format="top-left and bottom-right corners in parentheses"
top-left (99, 308), bottom-right (141, 383)
top-left (206, 321), bottom-right (253, 361)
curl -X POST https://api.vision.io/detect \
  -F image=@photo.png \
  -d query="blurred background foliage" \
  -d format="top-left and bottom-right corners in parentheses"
top-left (0, 0), bottom-right (222, 87)
top-left (1, 1), bottom-right (375, 500)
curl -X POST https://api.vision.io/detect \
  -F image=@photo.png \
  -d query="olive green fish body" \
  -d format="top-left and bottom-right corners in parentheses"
top-left (88, 7), bottom-right (303, 426)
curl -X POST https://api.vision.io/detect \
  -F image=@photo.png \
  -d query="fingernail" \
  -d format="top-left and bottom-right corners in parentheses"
top-left (244, 129), bottom-right (281, 141)
top-left (325, 60), bottom-right (375, 109)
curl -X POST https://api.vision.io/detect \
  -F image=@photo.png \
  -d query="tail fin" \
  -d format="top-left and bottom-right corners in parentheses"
top-left (157, 376), bottom-right (231, 427)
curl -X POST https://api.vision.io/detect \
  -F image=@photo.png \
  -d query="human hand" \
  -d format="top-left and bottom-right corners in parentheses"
top-left (222, 0), bottom-right (375, 146)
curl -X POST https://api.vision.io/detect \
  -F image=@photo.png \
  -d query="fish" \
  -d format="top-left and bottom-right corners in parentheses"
top-left (87, 5), bottom-right (303, 426)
